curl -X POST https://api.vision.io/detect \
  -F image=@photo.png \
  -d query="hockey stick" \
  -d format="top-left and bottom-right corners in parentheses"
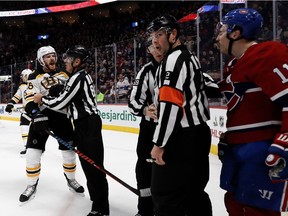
top-left (46, 130), bottom-right (140, 196)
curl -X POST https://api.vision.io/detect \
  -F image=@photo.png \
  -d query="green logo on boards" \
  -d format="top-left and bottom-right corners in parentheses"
top-left (98, 110), bottom-right (137, 122)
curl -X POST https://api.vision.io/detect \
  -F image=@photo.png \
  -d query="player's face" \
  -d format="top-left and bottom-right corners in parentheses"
top-left (150, 27), bottom-right (170, 57)
top-left (149, 44), bottom-right (164, 63)
top-left (21, 74), bottom-right (28, 82)
top-left (63, 56), bottom-right (75, 73)
top-left (215, 24), bottom-right (230, 55)
top-left (43, 53), bottom-right (57, 71)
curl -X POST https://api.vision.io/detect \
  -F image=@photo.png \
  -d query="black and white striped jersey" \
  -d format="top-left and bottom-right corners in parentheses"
top-left (41, 69), bottom-right (98, 120)
top-left (153, 45), bottom-right (210, 147)
top-left (128, 59), bottom-right (158, 122)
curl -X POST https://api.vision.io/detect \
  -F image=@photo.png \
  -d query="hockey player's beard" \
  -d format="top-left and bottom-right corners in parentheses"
top-left (47, 63), bottom-right (56, 71)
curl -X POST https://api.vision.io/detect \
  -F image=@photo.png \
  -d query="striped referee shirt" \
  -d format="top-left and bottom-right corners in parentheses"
top-left (153, 45), bottom-right (210, 148)
top-left (41, 69), bottom-right (98, 120)
top-left (128, 59), bottom-right (158, 122)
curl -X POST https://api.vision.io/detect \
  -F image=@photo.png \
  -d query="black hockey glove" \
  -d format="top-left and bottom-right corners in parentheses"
top-left (5, 103), bottom-right (14, 113)
top-left (32, 111), bottom-right (49, 135)
top-left (218, 134), bottom-right (228, 163)
top-left (203, 72), bottom-right (222, 99)
top-left (49, 84), bottom-right (64, 97)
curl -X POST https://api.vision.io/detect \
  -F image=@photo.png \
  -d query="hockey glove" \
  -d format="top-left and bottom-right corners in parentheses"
top-left (203, 72), bottom-right (222, 99)
top-left (265, 133), bottom-right (288, 182)
top-left (32, 112), bottom-right (49, 135)
top-left (5, 103), bottom-right (14, 113)
top-left (218, 138), bottom-right (228, 163)
top-left (49, 84), bottom-right (64, 97)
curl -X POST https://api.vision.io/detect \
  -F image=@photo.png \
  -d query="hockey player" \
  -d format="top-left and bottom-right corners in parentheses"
top-left (146, 15), bottom-right (212, 216)
top-left (5, 68), bottom-right (33, 155)
top-left (33, 45), bottom-right (110, 216)
top-left (128, 37), bottom-right (163, 216)
top-left (215, 8), bottom-right (288, 216)
top-left (19, 45), bottom-right (84, 204)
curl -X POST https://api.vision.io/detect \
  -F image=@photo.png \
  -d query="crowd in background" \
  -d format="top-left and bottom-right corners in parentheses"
top-left (0, 1), bottom-right (288, 104)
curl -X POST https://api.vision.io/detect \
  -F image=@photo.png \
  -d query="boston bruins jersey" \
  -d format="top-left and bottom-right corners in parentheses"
top-left (10, 83), bottom-right (28, 105)
top-left (25, 69), bottom-right (69, 115)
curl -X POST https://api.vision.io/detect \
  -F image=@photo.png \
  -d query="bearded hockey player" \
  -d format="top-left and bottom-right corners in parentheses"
top-left (19, 45), bottom-right (84, 204)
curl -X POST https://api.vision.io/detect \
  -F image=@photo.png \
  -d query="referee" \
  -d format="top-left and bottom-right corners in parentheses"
top-left (34, 45), bottom-right (109, 216)
top-left (128, 37), bottom-right (163, 216)
top-left (147, 15), bottom-right (213, 216)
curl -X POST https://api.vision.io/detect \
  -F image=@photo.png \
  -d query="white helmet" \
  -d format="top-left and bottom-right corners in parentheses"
top-left (21, 69), bottom-right (33, 82)
top-left (37, 45), bottom-right (57, 67)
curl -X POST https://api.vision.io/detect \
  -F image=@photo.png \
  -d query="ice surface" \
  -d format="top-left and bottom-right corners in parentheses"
top-left (0, 120), bottom-right (226, 216)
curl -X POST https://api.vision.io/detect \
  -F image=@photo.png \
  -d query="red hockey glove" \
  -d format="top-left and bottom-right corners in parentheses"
top-left (265, 133), bottom-right (288, 182)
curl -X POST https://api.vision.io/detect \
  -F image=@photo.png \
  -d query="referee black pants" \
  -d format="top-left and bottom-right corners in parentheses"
top-left (74, 114), bottom-right (109, 215)
top-left (151, 123), bottom-right (212, 216)
top-left (136, 120), bottom-right (156, 216)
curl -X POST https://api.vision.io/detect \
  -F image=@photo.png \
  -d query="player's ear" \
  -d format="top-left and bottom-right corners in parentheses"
top-left (170, 29), bottom-right (178, 43)
top-left (74, 57), bottom-right (81, 66)
top-left (231, 29), bottom-right (241, 39)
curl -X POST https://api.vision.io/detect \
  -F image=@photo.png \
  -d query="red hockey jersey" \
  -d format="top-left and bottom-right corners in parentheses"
top-left (218, 41), bottom-right (288, 144)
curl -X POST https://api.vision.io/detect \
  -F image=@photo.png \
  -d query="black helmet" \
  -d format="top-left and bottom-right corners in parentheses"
top-left (65, 45), bottom-right (89, 63)
top-left (146, 14), bottom-right (180, 36)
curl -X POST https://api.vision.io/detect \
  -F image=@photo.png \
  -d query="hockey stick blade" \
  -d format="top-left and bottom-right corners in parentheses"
top-left (46, 130), bottom-right (140, 196)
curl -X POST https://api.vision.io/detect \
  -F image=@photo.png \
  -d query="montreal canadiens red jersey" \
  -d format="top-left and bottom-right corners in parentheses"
top-left (218, 41), bottom-right (288, 144)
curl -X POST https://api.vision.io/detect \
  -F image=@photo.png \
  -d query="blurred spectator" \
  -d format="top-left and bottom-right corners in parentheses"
top-left (115, 73), bottom-right (130, 103)
top-left (260, 26), bottom-right (273, 41)
top-left (104, 80), bottom-right (116, 104)
top-left (96, 88), bottom-right (104, 104)
top-left (0, 1), bottom-right (288, 106)
top-left (281, 28), bottom-right (288, 45)
top-left (184, 35), bottom-right (195, 52)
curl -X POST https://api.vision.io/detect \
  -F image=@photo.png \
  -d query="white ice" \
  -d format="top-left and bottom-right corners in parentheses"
top-left (0, 119), bottom-right (227, 216)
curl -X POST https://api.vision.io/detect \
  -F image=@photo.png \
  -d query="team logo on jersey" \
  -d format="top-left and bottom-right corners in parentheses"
top-left (219, 75), bottom-right (257, 111)
top-left (218, 78), bottom-right (242, 111)
top-left (239, 9), bottom-right (249, 14)
top-left (41, 76), bottom-right (59, 89)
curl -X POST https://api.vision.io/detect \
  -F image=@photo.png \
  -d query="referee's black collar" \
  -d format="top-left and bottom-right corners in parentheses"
top-left (151, 59), bottom-right (160, 68)
top-left (167, 44), bottom-right (186, 55)
top-left (73, 68), bottom-right (85, 75)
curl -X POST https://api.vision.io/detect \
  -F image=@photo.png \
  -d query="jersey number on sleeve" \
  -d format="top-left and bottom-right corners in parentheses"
top-left (273, 63), bottom-right (288, 83)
